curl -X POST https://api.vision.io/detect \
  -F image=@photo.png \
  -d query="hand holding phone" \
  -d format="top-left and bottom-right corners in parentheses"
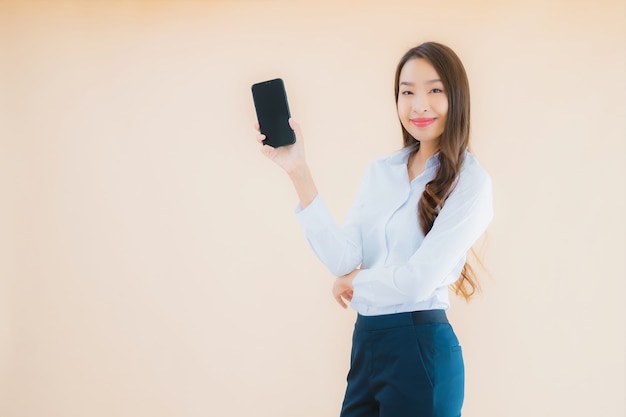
top-left (251, 78), bottom-right (296, 148)
top-left (252, 81), bottom-right (318, 208)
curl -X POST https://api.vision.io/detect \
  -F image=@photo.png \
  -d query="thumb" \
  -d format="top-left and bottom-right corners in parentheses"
top-left (289, 118), bottom-right (303, 142)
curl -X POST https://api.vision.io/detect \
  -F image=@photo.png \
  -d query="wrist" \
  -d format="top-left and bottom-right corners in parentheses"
top-left (287, 161), bottom-right (318, 209)
top-left (286, 159), bottom-right (308, 177)
top-left (350, 269), bottom-right (360, 282)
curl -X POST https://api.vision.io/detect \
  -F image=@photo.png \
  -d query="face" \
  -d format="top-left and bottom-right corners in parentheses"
top-left (397, 58), bottom-right (448, 146)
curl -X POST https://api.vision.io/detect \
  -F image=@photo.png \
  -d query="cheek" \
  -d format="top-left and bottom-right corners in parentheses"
top-left (397, 99), bottom-right (412, 118)
top-left (434, 97), bottom-right (449, 116)
top-left (397, 105), bottom-right (412, 129)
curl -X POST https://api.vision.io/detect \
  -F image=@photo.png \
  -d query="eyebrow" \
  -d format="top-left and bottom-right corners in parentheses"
top-left (399, 79), bottom-right (442, 86)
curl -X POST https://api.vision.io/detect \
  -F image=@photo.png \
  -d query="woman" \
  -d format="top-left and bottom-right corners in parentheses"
top-left (255, 42), bottom-right (493, 417)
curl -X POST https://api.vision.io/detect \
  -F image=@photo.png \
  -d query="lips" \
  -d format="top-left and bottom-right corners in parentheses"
top-left (410, 118), bottom-right (436, 127)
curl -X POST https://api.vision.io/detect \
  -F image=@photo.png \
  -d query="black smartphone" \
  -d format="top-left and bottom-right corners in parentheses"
top-left (251, 78), bottom-right (296, 148)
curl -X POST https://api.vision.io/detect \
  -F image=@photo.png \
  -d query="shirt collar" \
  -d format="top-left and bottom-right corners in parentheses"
top-left (387, 145), bottom-right (440, 169)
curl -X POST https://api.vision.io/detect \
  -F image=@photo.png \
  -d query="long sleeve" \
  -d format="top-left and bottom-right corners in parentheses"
top-left (294, 165), bottom-right (371, 277)
top-left (351, 164), bottom-right (493, 307)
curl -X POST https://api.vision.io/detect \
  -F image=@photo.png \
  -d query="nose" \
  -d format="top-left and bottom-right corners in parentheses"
top-left (412, 93), bottom-right (428, 114)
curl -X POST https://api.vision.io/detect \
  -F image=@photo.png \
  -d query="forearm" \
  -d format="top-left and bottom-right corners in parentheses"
top-left (351, 264), bottom-right (447, 307)
top-left (288, 162), bottom-right (318, 209)
top-left (295, 193), bottom-right (363, 277)
top-left (351, 172), bottom-right (494, 307)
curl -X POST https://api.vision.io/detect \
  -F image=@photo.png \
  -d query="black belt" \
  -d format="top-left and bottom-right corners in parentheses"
top-left (411, 309), bottom-right (448, 325)
top-left (355, 309), bottom-right (450, 330)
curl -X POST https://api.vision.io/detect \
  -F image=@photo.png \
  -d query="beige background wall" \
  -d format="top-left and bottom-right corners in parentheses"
top-left (1, 1), bottom-right (625, 416)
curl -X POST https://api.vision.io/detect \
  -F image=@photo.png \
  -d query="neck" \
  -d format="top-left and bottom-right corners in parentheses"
top-left (414, 141), bottom-right (438, 163)
top-left (407, 141), bottom-right (439, 182)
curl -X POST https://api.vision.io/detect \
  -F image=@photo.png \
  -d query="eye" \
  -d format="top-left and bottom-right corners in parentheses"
top-left (430, 88), bottom-right (444, 93)
top-left (401, 90), bottom-right (413, 95)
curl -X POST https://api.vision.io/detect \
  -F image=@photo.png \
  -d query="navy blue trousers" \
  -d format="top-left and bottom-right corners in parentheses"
top-left (340, 310), bottom-right (464, 417)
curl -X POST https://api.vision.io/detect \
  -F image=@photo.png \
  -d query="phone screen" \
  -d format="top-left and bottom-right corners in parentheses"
top-left (251, 78), bottom-right (295, 148)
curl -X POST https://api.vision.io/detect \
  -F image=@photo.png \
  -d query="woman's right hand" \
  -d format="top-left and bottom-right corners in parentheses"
top-left (255, 118), bottom-right (307, 175)
top-left (256, 118), bottom-right (319, 208)
top-left (333, 269), bottom-right (358, 309)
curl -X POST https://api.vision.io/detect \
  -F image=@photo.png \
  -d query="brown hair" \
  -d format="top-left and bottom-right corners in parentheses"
top-left (394, 42), bottom-right (479, 300)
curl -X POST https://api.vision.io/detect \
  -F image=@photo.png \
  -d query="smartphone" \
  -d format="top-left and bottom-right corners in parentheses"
top-left (251, 78), bottom-right (296, 148)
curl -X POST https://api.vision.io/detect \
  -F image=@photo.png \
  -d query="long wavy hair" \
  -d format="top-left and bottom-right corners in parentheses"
top-left (394, 42), bottom-right (480, 300)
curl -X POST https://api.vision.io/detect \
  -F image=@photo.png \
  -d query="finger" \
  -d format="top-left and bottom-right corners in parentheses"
top-left (253, 122), bottom-right (260, 132)
top-left (259, 145), bottom-right (275, 158)
top-left (334, 293), bottom-right (347, 309)
top-left (341, 294), bottom-right (350, 308)
top-left (288, 118), bottom-right (302, 140)
top-left (256, 133), bottom-right (266, 143)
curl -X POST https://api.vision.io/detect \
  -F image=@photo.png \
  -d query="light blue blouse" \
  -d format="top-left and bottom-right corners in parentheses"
top-left (295, 146), bottom-right (493, 316)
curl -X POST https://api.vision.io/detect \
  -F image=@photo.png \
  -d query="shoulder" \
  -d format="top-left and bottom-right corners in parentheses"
top-left (358, 147), bottom-right (411, 185)
top-left (367, 147), bottom-right (412, 172)
top-left (461, 152), bottom-right (490, 180)
top-left (458, 152), bottom-right (492, 192)
top-left (353, 147), bottom-right (411, 192)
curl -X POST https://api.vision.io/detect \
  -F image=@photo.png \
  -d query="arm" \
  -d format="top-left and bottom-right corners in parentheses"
top-left (257, 119), bottom-right (317, 209)
top-left (256, 119), bottom-right (363, 276)
top-left (351, 168), bottom-right (494, 307)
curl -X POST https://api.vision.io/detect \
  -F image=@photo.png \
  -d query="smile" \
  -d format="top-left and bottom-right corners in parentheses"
top-left (410, 118), bottom-right (436, 128)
